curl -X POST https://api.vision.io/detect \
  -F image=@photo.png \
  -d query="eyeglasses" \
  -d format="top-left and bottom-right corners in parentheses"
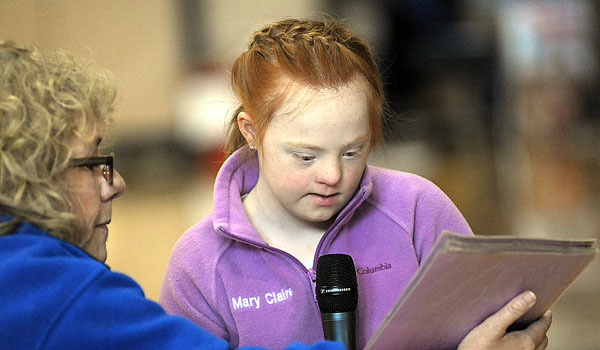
top-left (69, 155), bottom-right (113, 185)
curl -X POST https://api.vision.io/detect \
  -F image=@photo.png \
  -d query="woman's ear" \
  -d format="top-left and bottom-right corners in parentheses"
top-left (237, 111), bottom-right (257, 147)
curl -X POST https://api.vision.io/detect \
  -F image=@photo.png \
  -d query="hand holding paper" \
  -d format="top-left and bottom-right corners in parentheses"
top-left (458, 291), bottom-right (552, 350)
top-left (364, 230), bottom-right (598, 350)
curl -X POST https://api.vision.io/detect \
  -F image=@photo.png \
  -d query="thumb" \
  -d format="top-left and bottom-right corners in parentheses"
top-left (482, 291), bottom-right (537, 337)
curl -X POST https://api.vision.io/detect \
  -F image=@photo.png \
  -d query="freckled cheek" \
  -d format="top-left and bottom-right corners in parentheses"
top-left (342, 165), bottom-right (366, 189)
top-left (277, 172), bottom-right (312, 192)
top-left (265, 169), bottom-right (309, 201)
top-left (349, 167), bottom-right (365, 180)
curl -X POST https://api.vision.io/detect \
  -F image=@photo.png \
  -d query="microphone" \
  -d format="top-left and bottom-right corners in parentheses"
top-left (315, 254), bottom-right (358, 350)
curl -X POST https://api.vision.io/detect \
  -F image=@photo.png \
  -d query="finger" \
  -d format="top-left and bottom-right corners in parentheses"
top-left (522, 310), bottom-right (552, 345)
top-left (481, 291), bottom-right (537, 336)
top-left (535, 335), bottom-right (549, 350)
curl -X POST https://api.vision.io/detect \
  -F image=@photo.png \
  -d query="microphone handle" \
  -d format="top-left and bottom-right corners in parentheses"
top-left (321, 311), bottom-right (356, 350)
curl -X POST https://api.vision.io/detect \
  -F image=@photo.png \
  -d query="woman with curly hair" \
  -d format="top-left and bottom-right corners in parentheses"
top-left (0, 40), bottom-right (343, 350)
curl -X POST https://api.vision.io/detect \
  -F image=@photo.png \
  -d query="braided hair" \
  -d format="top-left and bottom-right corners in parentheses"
top-left (226, 18), bottom-right (384, 155)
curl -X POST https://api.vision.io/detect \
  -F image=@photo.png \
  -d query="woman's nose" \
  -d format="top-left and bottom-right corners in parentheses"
top-left (102, 168), bottom-right (126, 201)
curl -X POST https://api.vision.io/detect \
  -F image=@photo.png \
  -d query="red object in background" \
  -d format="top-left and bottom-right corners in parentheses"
top-left (195, 148), bottom-right (226, 178)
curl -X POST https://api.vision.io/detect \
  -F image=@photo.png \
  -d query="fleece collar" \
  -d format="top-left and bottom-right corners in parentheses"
top-left (211, 148), bottom-right (373, 245)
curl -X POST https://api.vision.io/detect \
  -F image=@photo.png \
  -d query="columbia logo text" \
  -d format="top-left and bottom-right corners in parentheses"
top-left (356, 262), bottom-right (392, 275)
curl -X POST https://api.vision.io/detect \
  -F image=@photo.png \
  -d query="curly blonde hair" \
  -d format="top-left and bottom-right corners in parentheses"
top-left (0, 40), bottom-right (117, 245)
top-left (226, 17), bottom-right (384, 155)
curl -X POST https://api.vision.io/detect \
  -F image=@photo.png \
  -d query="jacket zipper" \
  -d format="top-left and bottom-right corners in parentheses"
top-left (217, 187), bottom-right (368, 303)
top-left (312, 187), bottom-right (368, 262)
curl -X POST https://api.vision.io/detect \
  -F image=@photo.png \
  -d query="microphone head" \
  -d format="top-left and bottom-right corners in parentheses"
top-left (315, 254), bottom-right (358, 313)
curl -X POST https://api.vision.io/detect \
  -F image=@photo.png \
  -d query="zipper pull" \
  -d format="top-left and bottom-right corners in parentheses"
top-left (308, 268), bottom-right (318, 302)
top-left (308, 268), bottom-right (316, 282)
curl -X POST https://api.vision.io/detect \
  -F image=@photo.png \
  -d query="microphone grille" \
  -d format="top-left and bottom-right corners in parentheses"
top-left (315, 254), bottom-right (358, 313)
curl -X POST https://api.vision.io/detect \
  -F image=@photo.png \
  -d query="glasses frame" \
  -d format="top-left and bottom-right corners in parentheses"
top-left (69, 155), bottom-right (113, 185)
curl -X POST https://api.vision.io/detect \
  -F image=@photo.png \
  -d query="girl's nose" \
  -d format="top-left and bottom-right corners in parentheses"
top-left (315, 159), bottom-right (341, 186)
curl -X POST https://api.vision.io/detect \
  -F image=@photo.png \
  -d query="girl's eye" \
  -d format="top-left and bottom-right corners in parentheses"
top-left (294, 153), bottom-right (315, 162)
top-left (343, 147), bottom-right (362, 158)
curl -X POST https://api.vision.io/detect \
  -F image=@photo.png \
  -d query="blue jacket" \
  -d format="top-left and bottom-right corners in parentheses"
top-left (0, 218), bottom-right (343, 350)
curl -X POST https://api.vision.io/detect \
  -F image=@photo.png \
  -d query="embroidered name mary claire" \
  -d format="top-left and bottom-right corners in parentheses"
top-left (232, 287), bottom-right (293, 310)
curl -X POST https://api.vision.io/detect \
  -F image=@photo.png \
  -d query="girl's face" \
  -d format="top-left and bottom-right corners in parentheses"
top-left (249, 78), bottom-right (372, 225)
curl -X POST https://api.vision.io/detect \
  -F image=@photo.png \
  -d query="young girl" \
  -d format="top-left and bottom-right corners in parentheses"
top-left (160, 18), bottom-right (551, 350)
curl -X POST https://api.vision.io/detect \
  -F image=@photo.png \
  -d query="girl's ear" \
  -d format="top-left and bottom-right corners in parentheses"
top-left (237, 111), bottom-right (257, 147)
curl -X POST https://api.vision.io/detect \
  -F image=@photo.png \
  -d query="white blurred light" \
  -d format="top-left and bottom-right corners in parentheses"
top-left (174, 69), bottom-right (237, 152)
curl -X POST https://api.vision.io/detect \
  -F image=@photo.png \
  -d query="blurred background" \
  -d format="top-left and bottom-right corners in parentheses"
top-left (2, 0), bottom-right (599, 348)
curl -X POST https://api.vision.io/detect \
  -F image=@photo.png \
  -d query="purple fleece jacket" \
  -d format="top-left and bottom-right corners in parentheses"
top-left (160, 149), bottom-right (473, 349)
